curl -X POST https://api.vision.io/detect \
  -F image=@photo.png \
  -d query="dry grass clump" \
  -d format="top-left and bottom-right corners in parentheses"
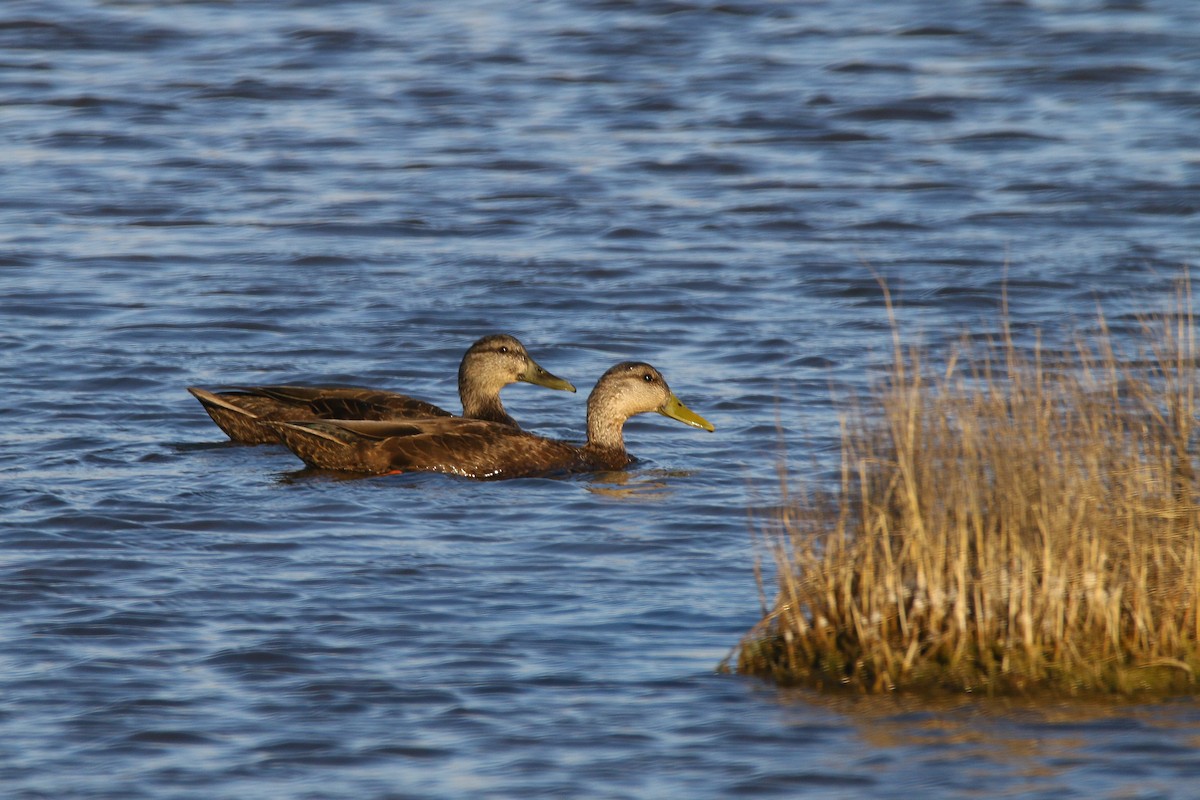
top-left (734, 281), bottom-right (1200, 695)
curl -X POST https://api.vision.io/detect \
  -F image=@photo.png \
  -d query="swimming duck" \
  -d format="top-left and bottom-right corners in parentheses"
top-left (268, 361), bottom-right (715, 479)
top-left (188, 334), bottom-right (575, 444)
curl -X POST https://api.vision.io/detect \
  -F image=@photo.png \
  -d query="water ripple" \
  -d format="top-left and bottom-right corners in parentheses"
top-left (2, 0), bottom-right (1200, 797)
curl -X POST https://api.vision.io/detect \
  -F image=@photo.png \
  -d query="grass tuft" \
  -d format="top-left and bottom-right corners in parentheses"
top-left (731, 277), bottom-right (1200, 696)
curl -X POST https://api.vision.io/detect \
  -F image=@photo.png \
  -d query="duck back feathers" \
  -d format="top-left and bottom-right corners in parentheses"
top-left (271, 361), bottom-right (713, 480)
top-left (189, 334), bottom-right (573, 443)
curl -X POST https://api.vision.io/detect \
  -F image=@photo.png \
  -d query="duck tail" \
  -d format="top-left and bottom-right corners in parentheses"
top-left (267, 420), bottom-right (356, 445)
top-left (188, 386), bottom-right (256, 417)
top-left (265, 421), bottom-right (363, 470)
top-left (189, 386), bottom-right (281, 444)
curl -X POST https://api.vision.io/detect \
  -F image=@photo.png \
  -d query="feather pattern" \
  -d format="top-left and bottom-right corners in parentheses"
top-left (270, 362), bottom-right (715, 479)
top-left (188, 334), bottom-right (575, 443)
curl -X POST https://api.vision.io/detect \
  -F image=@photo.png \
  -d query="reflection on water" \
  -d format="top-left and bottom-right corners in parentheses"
top-left (781, 689), bottom-right (1200, 794)
top-left (583, 468), bottom-right (696, 500)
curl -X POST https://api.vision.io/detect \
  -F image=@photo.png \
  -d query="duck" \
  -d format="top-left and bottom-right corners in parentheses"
top-left (267, 361), bottom-right (715, 479)
top-left (188, 334), bottom-right (575, 444)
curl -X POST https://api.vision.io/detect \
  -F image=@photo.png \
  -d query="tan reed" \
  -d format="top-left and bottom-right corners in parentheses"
top-left (732, 277), bottom-right (1200, 695)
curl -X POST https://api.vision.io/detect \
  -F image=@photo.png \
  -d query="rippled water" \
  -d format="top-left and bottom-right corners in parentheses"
top-left (3, 0), bottom-right (1199, 797)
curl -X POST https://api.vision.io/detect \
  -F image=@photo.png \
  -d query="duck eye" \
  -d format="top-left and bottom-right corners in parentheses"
top-left (500, 346), bottom-right (509, 354)
top-left (643, 373), bottom-right (653, 382)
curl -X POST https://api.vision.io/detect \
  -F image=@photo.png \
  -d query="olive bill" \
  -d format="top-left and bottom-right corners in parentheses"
top-left (659, 393), bottom-right (715, 432)
top-left (522, 362), bottom-right (577, 393)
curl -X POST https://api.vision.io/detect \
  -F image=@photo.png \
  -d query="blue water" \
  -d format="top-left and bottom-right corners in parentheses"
top-left (3, 1), bottom-right (1199, 797)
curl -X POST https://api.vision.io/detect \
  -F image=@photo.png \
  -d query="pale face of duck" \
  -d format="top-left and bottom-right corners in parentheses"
top-left (459, 334), bottom-right (576, 395)
top-left (586, 362), bottom-right (714, 448)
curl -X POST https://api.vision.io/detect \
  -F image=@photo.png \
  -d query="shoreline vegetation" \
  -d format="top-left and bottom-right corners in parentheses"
top-left (731, 277), bottom-right (1200, 696)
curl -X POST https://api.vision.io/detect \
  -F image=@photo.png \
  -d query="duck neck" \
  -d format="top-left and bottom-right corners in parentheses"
top-left (584, 394), bottom-right (630, 464)
top-left (459, 377), bottom-right (515, 425)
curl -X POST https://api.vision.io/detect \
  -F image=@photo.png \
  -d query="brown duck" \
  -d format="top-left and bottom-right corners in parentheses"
top-left (268, 361), bottom-right (715, 479)
top-left (188, 334), bottom-right (575, 444)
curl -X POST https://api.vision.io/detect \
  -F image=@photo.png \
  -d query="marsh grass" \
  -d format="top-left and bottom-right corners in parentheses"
top-left (734, 280), bottom-right (1200, 695)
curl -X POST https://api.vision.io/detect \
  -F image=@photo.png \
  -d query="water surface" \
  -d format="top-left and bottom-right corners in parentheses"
top-left (3, 0), bottom-right (1200, 797)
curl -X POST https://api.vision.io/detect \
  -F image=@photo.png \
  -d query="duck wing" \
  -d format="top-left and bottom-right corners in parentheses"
top-left (237, 386), bottom-right (452, 420)
top-left (189, 385), bottom-right (453, 444)
top-left (272, 417), bottom-right (584, 479)
top-left (377, 423), bottom-right (585, 479)
top-left (304, 391), bottom-right (451, 421)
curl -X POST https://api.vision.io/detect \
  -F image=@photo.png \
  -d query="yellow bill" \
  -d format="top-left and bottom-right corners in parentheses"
top-left (659, 393), bottom-right (715, 431)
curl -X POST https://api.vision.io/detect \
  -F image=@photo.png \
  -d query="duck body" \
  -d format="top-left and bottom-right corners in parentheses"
top-left (271, 361), bottom-right (714, 480)
top-left (270, 418), bottom-right (624, 479)
top-left (187, 385), bottom-right (450, 445)
top-left (189, 334), bottom-right (574, 444)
